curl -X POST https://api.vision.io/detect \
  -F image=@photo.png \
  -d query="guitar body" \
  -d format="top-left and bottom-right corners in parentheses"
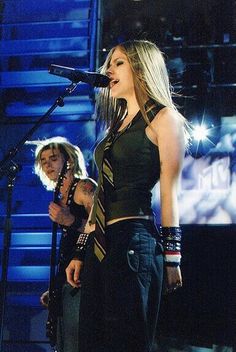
top-left (46, 286), bottom-right (62, 346)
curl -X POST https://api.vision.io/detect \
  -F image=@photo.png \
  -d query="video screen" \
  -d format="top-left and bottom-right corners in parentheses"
top-left (152, 115), bottom-right (236, 224)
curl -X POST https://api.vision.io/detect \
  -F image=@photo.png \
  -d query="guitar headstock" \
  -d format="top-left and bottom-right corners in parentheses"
top-left (54, 160), bottom-right (70, 202)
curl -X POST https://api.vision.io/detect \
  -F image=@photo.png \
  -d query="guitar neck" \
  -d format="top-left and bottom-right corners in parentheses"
top-left (49, 161), bottom-right (68, 288)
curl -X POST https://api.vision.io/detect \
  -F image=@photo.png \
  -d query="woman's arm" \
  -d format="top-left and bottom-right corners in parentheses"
top-left (66, 178), bottom-right (97, 287)
top-left (155, 108), bottom-right (185, 226)
top-left (148, 107), bottom-right (186, 290)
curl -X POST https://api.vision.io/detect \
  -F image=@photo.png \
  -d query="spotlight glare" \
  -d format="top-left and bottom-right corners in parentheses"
top-left (192, 125), bottom-right (208, 141)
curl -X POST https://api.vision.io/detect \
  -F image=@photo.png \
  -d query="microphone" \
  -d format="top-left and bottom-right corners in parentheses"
top-left (49, 64), bottom-right (110, 87)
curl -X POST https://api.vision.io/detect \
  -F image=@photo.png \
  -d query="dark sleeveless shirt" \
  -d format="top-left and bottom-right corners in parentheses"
top-left (92, 102), bottom-right (163, 223)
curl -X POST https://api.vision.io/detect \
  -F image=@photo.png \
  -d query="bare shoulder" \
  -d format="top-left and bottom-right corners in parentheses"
top-left (152, 107), bottom-right (183, 129)
top-left (76, 178), bottom-right (97, 195)
top-left (147, 107), bottom-right (185, 146)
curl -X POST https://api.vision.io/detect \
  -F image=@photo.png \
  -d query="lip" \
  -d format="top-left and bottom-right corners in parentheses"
top-left (110, 79), bottom-right (119, 89)
top-left (47, 170), bottom-right (55, 177)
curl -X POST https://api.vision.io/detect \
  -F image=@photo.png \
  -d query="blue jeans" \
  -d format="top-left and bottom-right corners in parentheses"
top-left (79, 219), bottom-right (164, 352)
top-left (56, 283), bottom-right (81, 352)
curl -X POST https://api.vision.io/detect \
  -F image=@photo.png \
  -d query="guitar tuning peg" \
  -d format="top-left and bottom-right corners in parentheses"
top-left (58, 193), bottom-right (63, 200)
top-left (67, 161), bottom-right (74, 170)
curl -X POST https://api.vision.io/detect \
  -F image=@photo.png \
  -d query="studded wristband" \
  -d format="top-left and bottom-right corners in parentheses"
top-left (160, 226), bottom-right (182, 267)
top-left (73, 233), bottom-right (90, 261)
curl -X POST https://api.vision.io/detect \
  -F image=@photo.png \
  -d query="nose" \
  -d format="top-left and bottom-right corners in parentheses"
top-left (106, 66), bottom-right (113, 77)
top-left (43, 160), bottom-right (51, 169)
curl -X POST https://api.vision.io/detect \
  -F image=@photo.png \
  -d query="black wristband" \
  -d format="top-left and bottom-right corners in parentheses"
top-left (160, 226), bottom-right (182, 266)
top-left (73, 233), bottom-right (90, 261)
top-left (165, 261), bottom-right (180, 267)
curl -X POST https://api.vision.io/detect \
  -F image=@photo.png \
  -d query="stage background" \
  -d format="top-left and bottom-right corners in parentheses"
top-left (0, 0), bottom-right (236, 351)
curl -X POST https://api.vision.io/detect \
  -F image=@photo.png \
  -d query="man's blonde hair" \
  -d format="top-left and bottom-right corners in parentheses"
top-left (33, 136), bottom-right (87, 190)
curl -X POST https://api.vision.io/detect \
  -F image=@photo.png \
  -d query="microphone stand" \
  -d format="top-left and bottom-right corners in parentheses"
top-left (0, 82), bottom-right (79, 351)
top-left (0, 162), bottom-right (20, 351)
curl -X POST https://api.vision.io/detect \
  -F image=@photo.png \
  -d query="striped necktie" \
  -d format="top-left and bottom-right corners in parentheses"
top-left (94, 100), bottom-right (160, 261)
top-left (94, 135), bottom-right (114, 261)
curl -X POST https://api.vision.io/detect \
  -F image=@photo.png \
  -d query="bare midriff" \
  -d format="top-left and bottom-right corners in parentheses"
top-left (107, 215), bottom-right (152, 226)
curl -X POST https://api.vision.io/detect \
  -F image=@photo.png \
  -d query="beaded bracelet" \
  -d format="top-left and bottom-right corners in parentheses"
top-left (160, 226), bottom-right (182, 267)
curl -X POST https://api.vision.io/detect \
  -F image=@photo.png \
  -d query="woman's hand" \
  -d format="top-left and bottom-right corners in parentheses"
top-left (40, 290), bottom-right (49, 308)
top-left (66, 259), bottom-right (83, 288)
top-left (166, 265), bottom-right (182, 288)
top-left (165, 266), bottom-right (182, 293)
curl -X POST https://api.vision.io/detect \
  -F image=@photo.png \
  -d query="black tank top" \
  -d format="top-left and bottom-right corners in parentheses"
top-left (92, 101), bottom-right (164, 222)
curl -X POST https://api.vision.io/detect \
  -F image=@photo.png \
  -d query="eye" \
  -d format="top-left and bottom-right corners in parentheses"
top-left (116, 61), bottom-right (124, 66)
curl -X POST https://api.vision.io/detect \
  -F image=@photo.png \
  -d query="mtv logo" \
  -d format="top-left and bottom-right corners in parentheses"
top-left (198, 157), bottom-right (230, 190)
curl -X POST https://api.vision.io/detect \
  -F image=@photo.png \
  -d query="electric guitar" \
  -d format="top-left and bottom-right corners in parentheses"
top-left (46, 161), bottom-right (68, 347)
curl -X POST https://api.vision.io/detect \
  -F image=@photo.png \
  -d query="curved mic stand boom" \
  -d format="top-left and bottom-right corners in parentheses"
top-left (0, 82), bottom-right (79, 351)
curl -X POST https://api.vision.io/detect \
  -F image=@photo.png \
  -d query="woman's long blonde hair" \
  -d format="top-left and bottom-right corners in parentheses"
top-left (33, 136), bottom-right (87, 190)
top-left (96, 40), bottom-right (190, 139)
